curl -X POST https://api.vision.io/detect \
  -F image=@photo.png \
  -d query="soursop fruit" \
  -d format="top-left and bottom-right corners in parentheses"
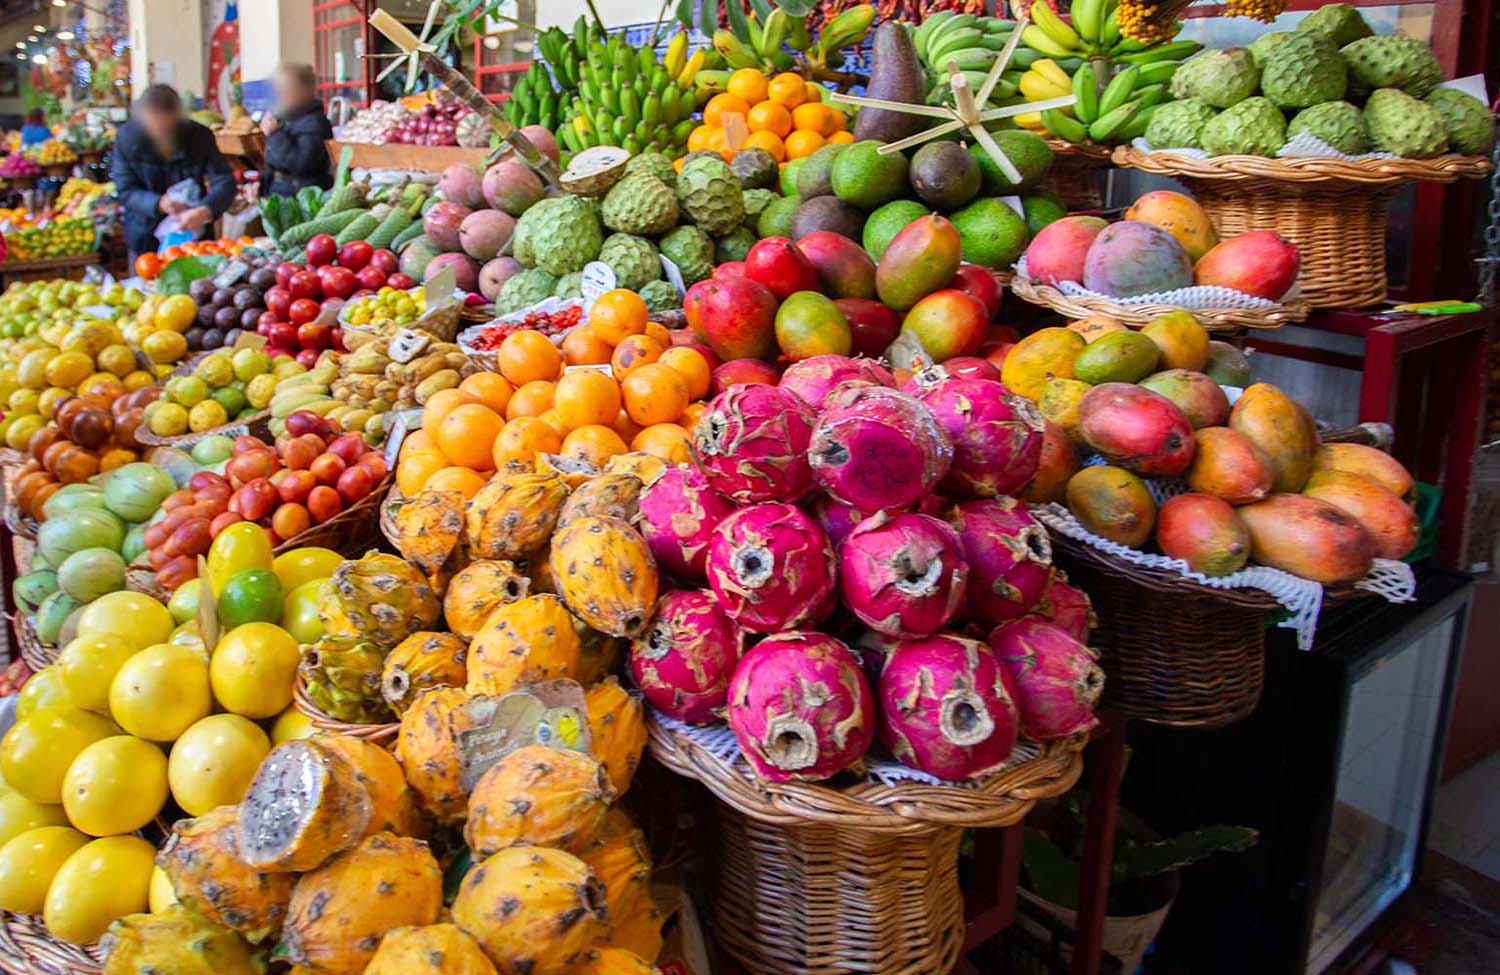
top-left (730, 148), bottom-right (780, 190)
top-left (1261, 32), bottom-right (1347, 109)
top-left (496, 268), bottom-right (558, 314)
top-left (1146, 98), bottom-right (1219, 149)
top-left (1341, 35), bottom-right (1443, 97)
top-left (529, 195), bottom-right (604, 275)
top-left (1287, 101), bottom-right (1369, 153)
top-left (512, 196), bottom-right (560, 267)
top-left (677, 155), bottom-right (746, 235)
top-left (601, 173), bottom-right (679, 236)
top-left (599, 233), bottom-right (663, 291)
top-left (1200, 97), bottom-right (1288, 156)
top-left (715, 227), bottom-right (757, 264)
top-left (1297, 3), bottom-right (1373, 47)
top-left (742, 188), bottom-right (776, 226)
top-left (1170, 48), bottom-right (1260, 109)
top-left (1248, 32), bottom-right (1294, 68)
top-left (638, 279), bottom-right (682, 314)
top-left (1364, 87), bottom-right (1450, 158)
top-left (553, 271), bottom-right (584, 299)
top-left (659, 225), bottom-right (716, 285)
top-left (625, 152), bottom-right (678, 187)
top-left (1425, 87), bottom-right (1495, 155)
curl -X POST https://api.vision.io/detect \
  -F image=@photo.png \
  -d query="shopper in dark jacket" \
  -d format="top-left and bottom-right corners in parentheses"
top-left (262, 64), bottom-right (333, 198)
top-left (110, 84), bottom-right (237, 259)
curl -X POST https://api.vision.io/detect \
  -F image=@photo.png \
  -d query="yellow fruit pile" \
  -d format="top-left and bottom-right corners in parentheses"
top-left (687, 68), bottom-right (851, 163)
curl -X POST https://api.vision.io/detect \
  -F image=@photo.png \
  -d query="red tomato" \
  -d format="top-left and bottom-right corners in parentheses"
top-left (289, 299), bottom-right (322, 326)
top-left (355, 266), bottom-right (388, 292)
top-left (306, 234), bottom-right (338, 267)
top-left (338, 241), bottom-right (373, 271)
top-left (272, 503), bottom-right (312, 540)
top-left (264, 286), bottom-right (292, 319)
top-left (310, 453), bottom-right (346, 486)
top-left (318, 265), bottom-right (358, 301)
top-left (288, 271), bottom-right (322, 302)
top-left (369, 249), bottom-right (399, 275)
top-left (326, 432), bottom-right (367, 467)
top-left (277, 469), bottom-right (317, 504)
top-left (336, 465), bottom-right (375, 504)
top-left (307, 485), bottom-right (343, 523)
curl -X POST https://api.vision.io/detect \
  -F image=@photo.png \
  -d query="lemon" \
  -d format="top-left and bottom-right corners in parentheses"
top-left (196, 352), bottom-right (233, 388)
top-left (16, 348), bottom-right (51, 389)
top-left (270, 705), bottom-right (316, 743)
top-left (147, 401), bottom-right (189, 436)
top-left (244, 373), bottom-right (277, 409)
top-left (167, 714), bottom-right (269, 816)
top-left (121, 369), bottom-right (154, 391)
top-left (7, 386), bottom-right (38, 414)
top-left (0, 708), bottom-right (118, 804)
top-left (37, 386), bottom-right (69, 418)
top-left (0, 827), bottom-right (90, 914)
top-left (43, 835), bottom-right (155, 944)
top-left (108, 645), bottom-right (211, 742)
top-left (271, 547), bottom-right (342, 593)
top-left (142, 329), bottom-right (187, 365)
top-left (77, 591), bottom-right (176, 650)
top-left (153, 294), bottom-right (196, 333)
top-left (188, 399), bottom-right (228, 432)
top-left (3, 413), bottom-right (41, 451)
top-left (148, 865), bottom-right (177, 913)
top-left (62, 736), bottom-right (168, 836)
top-left (0, 794), bottom-right (69, 848)
top-left (16, 666), bottom-right (69, 719)
top-left (209, 622), bottom-right (300, 719)
top-left (44, 350), bottom-right (92, 388)
top-left (166, 578), bottom-right (202, 625)
top-left (56, 634), bottom-right (137, 714)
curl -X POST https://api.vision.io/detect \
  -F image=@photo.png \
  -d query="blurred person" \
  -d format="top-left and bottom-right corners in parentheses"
top-left (19, 110), bottom-right (50, 148)
top-left (110, 84), bottom-right (236, 260)
top-left (261, 63), bottom-right (334, 198)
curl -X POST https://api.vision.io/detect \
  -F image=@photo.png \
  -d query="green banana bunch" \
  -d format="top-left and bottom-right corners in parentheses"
top-left (913, 13), bottom-right (1020, 102)
top-left (562, 27), bottom-right (695, 160)
top-left (1019, 0), bottom-right (1201, 61)
top-left (816, 4), bottom-right (876, 62)
top-left (1037, 54), bottom-right (1174, 145)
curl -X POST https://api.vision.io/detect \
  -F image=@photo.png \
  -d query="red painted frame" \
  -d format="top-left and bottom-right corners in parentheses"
top-left (472, 31), bottom-right (528, 103)
top-left (313, 0), bottom-right (376, 108)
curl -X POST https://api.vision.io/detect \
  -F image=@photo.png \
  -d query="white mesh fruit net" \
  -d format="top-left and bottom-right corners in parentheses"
top-left (1011, 256), bottom-right (1289, 310)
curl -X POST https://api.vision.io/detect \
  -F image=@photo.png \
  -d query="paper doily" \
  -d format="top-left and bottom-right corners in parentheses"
top-left (1011, 257), bottom-right (1288, 310)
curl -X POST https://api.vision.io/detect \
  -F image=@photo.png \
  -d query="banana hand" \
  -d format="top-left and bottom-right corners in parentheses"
top-left (759, 8), bottom-right (789, 58)
top-left (1021, 24), bottom-right (1078, 59)
top-left (1030, 0), bottom-right (1084, 53)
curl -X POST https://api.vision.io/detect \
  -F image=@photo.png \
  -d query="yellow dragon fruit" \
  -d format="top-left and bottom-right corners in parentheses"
top-left (464, 744), bottom-right (615, 857)
top-left (549, 516), bottom-right (659, 638)
top-left (312, 735), bottom-right (427, 839)
top-left (155, 806), bottom-right (294, 943)
top-left (578, 947), bottom-right (663, 974)
top-left (299, 634), bottom-right (392, 725)
top-left (585, 677), bottom-right (646, 794)
top-left (443, 560), bottom-right (530, 640)
top-left (557, 472), bottom-right (643, 528)
top-left (362, 924), bottom-right (498, 975)
top-left (394, 490), bottom-right (467, 577)
top-left (579, 809), bottom-right (663, 962)
top-left (466, 471), bottom-right (569, 562)
top-left (395, 686), bottom-right (470, 824)
top-left (99, 906), bottom-right (266, 975)
top-left (453, 846), bottom-right (608, 975)
top-left (328, 552), bottom-right (442, 649)
top-left (466, 594), bottom-right (582, 696)
top-left (237, 740), bottom-right (373, 872)
top-left (380, 632), bottom-right (468, 715)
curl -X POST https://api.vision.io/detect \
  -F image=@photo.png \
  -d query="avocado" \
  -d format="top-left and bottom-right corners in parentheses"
top-left (910, 142), bottom-right (982, 211)
top-left (796, 143), bottom-right (844, 199)
top-left (852, 21), bottom-right (928, 144)
top-left (792, 196), bottom-right (866, 243)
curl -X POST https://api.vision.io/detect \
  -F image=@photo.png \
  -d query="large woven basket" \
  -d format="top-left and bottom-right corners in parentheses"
top-left (133, 411), bottom-right (272, 449)
top-left (1009, 274), bottom-right (1311, 332)
top-left (0, 913), bottom-right (100, 975)
top-left (273, 475), bottom-right (392, 556)
top-left (10, 614), bottom-right (55, 673)
top-left (1044, 140), bottom-right (1113, 211)
top-left (648, 717), bottom-right (1084, 975)
top-left (1110, 147), bottom-right (1493, 309)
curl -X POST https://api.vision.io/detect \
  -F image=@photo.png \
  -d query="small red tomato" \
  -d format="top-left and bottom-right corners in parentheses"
top-left (305, 234), bottom-right (338, 267)
top-left (232, 435), bottom-right (264, 455)
top-left (289, 298), bottom-right (322, 326)
top-left (236, 479), bottom-right (279, 521)
top-left (336, 464), bottom-right (375, 504)
top-left (310, 453), bottom-right (346, 486)
top-left (148, 547), bottom-right (171, 569)
top-left (275, 262), bottom-right (299, 289)
top-left (279, 437), bottom-right (319, 471)
top-left (156, 555), bottom-right (198, 592)
top-left (326, 432), bottom-right (367, 467)
top-left (355, 266), bottom-right (388, 292)
top-left (210, 510), bottom-right (243, 536)
top-left (338, 241), bottom-right (373, 271)
top-left (288, 271), bottom-right (322, 302)
top-left (272, 503), bottom-right (312, 540)
top-left (318, 266), bottom-right (358, 301)
top-left (297, 322), bottom-right (333, 350)
top-left (277, 469), bottom-right (317, 505)
top-left (161, 488), bottom-right (195, 512)
top-left (264, 286), bottom-right (291, 319)
top-left (189, 470), bottom-right (229, 493)
top-left (369, 249), bottom-right (399, 275)
top-left (358, 452), bottom-right (388, 481)
top-left (386, 272), bottom-right (417, 291)
top-left (163, 518), bottom-right (212, 559)
top-left (307, 485), bottom-right (343, 523)
top-left (286, 413), bottom-right (329, 439)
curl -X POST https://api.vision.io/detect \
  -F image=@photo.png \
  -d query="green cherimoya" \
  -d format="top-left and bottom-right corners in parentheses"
top-left (1247, 32), bottom-right (1293, 68)
top-left (528, 195), bottom-right (604, 275)
top-left (638, 279), bottom-right (682, 314)
top-left (658, 225), bottom-right (716, 285)
top-left (1364, 87), bottom-right (1450, 157)
top-left (1200, 97), bottom-right (1288, 156)
top-left (625, 152), bottom-right (678, 187)
top-left (1341, 35), bottom-right (1443, 97)
top-left (1425, 87), bottom-right (1495, 155)
top-left (599, 233), bottom-right (664, 291)
top-left (1145, 98), bottom-right (1219, 150)
top-left (496, 267), bottom-right (559, 314)
top-left (1296, 3), bottom-right (1373, 47)
top-left (742, 188), bottom-right (776, 225)
top-left (1169, 48), bottom-right (1260, 109)
top-left (601, 173), bottom-right (680, 237)
top-left (676, 155), bottom-right (746, 235)
top-left (553, 271), bottom-right (584, 299)
top-left (715, 227), bottom-right (757, 264)
top-left (1261, 32), bottom-right (1347, 109)
top-left (511, 196), bottom-right (557, 267)
top-left (1287, 101), bottom-right (1370, 153)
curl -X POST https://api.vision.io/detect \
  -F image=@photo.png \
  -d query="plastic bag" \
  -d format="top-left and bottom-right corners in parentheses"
top-left (155, 178), bottom-right (207, 245)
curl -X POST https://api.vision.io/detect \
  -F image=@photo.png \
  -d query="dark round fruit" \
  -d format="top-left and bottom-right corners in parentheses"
top-left (196, 304), bottom-right (217, 329)
top-left (232, 288), bottom-right (263, 311)
top-left (247, 268), bottom-right (277, 290)
top-left (239, 307), bottom-right (262, 330)
top-left (200, 328), bottom-right (225, 349)
top-left (184, 326), bottom-right (205, 350)
top-left (214, 305), bottom-right (241, 330)
top-left (224, 328), bottom-right (242, 347)
top-left (211, 288), bottom-right (234, 309)
top-left (189, 277), bottom-right (216, 303)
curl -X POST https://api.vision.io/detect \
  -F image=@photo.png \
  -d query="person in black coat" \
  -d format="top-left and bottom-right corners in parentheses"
top-left (110, 84), bottom-right (237, 259)
top-left (261, 64), bottom-right (333, 199)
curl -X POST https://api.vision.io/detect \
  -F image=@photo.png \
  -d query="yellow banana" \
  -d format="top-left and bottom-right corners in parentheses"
top-left (1021, 24), bottom-right (1076, 59)
top-left (664, 32), bottom-right (689, 79)
top-left (1030, 0), bottom-right (1083, 52)
top-left (678, 50), bottom-right (707, 88)
top-left (820, 3), bottom-right (876, 55)
top-left (1014, 111), bottom-right (1049, 132)
top-left (712, 30), bottom-right (760, 70)
top-left (1034, 57), bottom-right (1073, 89)
top-left (1019, 70), bottom-right (1070, 101)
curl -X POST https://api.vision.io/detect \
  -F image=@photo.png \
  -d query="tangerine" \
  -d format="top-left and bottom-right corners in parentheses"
top-left (767, 72), bottom-right (808, 107)
top-left (687, 125), bottom-right (717, 153)
top-left (589, 290), bottom-right (649, 346)
top-left (632, 423), bottom-right (694, 464)
top-left (561, 424), bottom-right (628, 468)
top-left (555, 369), bottom-right (622, 429)
top-left (423, 466), bottom-right (489, 499)
top-left (742, 130), bottom-right (786, 161)
top-left (784, 129), bottom-right (825, 159)
top-left (537, 409), bottom-right (570, 438)
top-left (496, 330), bottom-right (563, 386)
top-left (458, 372), bottom-right (514, 414)
top-left (397, 449), bottom-right (449, 496)
top-left (421, 388), bottom-right (478, 439)
top-left (560, 325), bottom-right (613, 366)
top-left (827, 130), bottom-right (854, 145)
top-left (747, 101), bottom-right (793, 138)
top-left (438, 403), bottom-right (505, 471)
top-left (622, 363), bottom-right (690, 426)
top-left (658, 347), bottom-right (711, 400)
top-left (402, 430), bottom-right (436, 455)
top-left (792, 102), bottom-right (833, 135)
top-left (613, 408), bottom-right (643, 444)
top-left (491, 417), bottom-right (563, 473)
top-left (505, 380), bottom-right (556, 420)
top-left (610, 334), bottom-right (664, 379)
top-left (703, 93), bottom-right (751, 128)
top-left (644, 321), bottom-right (671, 347)
top-left (727, 68), bottom-right (770, 104)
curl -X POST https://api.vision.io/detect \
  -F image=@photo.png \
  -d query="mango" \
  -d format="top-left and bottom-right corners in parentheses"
top-left (875, 215), bottom-right (963, 310)
top-left (1186, 427), bottom-right (1273, 504)
top-left (1228, 383), bottom-right (1319, 492)
top-left (1078, 383), bottom-right (1195, 478)
top-left (1068, 315), bottom-right (1128, 344)
top-left (1303, 470), bottom-right (1419, 559)
top-left (1311, 443), bottom-right (1414, 501)
top-left (1000, 328), bottom-right (1085, 401)
top-left (1023, 215), bottom-right (1108, 287)
top-left (1139, 369), bottom-right (1230, 428)
top-left (1157, 493), bottom-right (1250, 576)
top-left (1124, 190), bottom-right (1219, 261)
top-left (1205, 341), bottom-right (1252, 386)
top-left (1038, 379), bottom-right (1092, 444)
top-left (1140, 311), bottom-right (1209, 371)
top-left (1022, 420), bottom-right (1079, 504)
top-left (1082, 221), bottom-right (1192, 298)
top-left (1065, 465), bottom-right (1156, 547)
top-left (1193, 231), bottom-right (1300, 301)
top-left (1073, 331), bottom-right (1160, 385)
top-left (1238, 493), bottom-right (1375, 584)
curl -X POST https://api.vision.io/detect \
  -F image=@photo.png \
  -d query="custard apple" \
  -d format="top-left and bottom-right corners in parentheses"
top-left (1261, 32), bottom-right (1347, 109)
top-left (511, 196), bottom-right (559, 267)
top-left (715, 227), bottom-right (757, 264)
top-left (731, 147), bottom-right (780, 190)
top-left (625, 152), bottom-right (678, 187)
top-left (742, 188), bottom-right (776, 226)
top-left (601, 173), bottom-right (679, 236)
top-left (496, 268), bottom-right (558, 314)
top-left (1364, 87), bottom-right (1450, 158)
top-left (677, 155), bottom-right (746, 235)
top-left (659, 225), bottom-right (715, 285)
top-left (1248, 32), bottom-right (1294, 68)
top-left (1341, 35), bottom-right (1443, 97)
top-left (1425, 87), bottom-right (1495, 155)
top-left (599, 233), bottom-right (663, 291)
top-left (1296, 3), bottom-right (1372, 47)
top-left (1170, 48), bottom-right (1260, 109)
top-left (1287, 101), bottom-right (1369, 153)
top-left (638, 279), bottom-right (682, 314)
top-left (1200, 97), bottom-right (1288, 156)
top-left (553, 271), bottom-right (584, 299)
top-left (528, 195), bottom-right (604, 275)
top-left (1145, 99), bottom-right (1219, 150)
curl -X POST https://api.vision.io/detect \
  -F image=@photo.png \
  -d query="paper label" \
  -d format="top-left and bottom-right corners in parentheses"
top-left (1441, 73), bottom-right (1490, 106)
top-left (233, 330), bottom-right (267, 351)
top-left (196, 554), bottom-right (220, 652)
top-left (212, 259), bottom-right (251, 290)
top-left (425, 264), bottom-right (457, 308)
top-left (661, 256), bottom-right (687, 295)
top-left (580, 261), bottom-right (616, 306)
top-left (383, 407), bottom-right (424, 468)
top-left (454, 681), bottom-right (592, 791)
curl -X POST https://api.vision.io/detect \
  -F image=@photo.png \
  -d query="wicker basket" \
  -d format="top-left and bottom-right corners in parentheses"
top-left (0, 913), bottom-right (100, 975)
top-left (3, 500), bottom-right (36, 541)
top-left (273, 475), bottom-right (392, 556)
top-left (648, 717), bottom-right (1084, 975)
top-left (378, 486), bottom-right (405, 551)
top-left (10, 614), bottom-right (55, 673)
top-left (123, 561), bottom-right (169, 603)
top-left (293, 675), bottom-right (399, 746)
top-left (1110, 147), bottom-right (1493, 309)
top-left (133, 411), bottom-right (272, 449)
top-left (1044, 140), bottom-right (1113, 211)
top-left (1009, 274), bottom-right (1311, 332)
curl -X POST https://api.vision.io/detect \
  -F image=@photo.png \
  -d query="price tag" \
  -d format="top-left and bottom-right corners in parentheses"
top-left (196, 555), bottom-right (220, 653)
top-left (454, 681), bottom-right (592, 791)
top-left (80, 304), bottom-right (117, 320)
top-left (1441, 73), bottom-right (1491, 105)
top-left (383, 407), bottom-right (424, 468)
top-left (661, 256), bottom-right (687, 295)
top-left (579, 262), bottom-right (616, 306)
top-left (212, 258), bottom-right (251, 290)
top-left (425, 264), bottom-right (457, 308)
top-left (233, 330), bottom-right (267, 352)
top-left (999, 195), bottom-right (1027, 220)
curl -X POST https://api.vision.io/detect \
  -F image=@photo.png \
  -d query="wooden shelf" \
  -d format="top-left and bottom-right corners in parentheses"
top-left (327, 140), bottom-right (489, 172)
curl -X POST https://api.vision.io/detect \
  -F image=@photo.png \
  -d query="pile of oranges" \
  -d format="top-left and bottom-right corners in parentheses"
top-left (395, 289), bottom-right (713, 498)
top-left (687, 69), bottom-right (852, 164)
top-left (134, 238), bottom-right (256, 280)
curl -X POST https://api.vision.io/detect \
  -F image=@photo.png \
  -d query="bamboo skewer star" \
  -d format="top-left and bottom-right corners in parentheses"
top-left (835, 13), bottom-right (1076, 186)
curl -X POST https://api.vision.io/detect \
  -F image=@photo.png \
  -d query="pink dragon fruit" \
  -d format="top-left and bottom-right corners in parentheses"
top-left (692, 384), bottom-right (816, 503)
top-left (916, 377), bottom-right (1045, 498)
top-left (808, 386), bottom-right (953, 511)
top-left (877, 632), bottom-right (1021, 781)
top-left (811, 494), bottom-right (877, 548)
top-left (945, 498), bottom-right (1054, 625)
top-left (726, 631), bottom-right (874, 782)
top-left (852, 628), bottom-right (903, 686)
top-left (839, 512), bottom-right (968, 639)
top-left (629, 589), bottom-right (744, 724)
top-left (779, 355), bottom-right (895, 409)
top-left (1030, 572), bottom-right (1095, 643)
top-left (637, 467), bottom-right (736, 581)
top-left (988, 617), bottom-right (1104, 740)
top-left (706, 503), bottom-right (837, 632)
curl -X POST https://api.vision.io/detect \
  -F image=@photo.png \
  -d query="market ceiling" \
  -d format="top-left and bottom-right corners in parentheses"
top-left (0, 0), bottom-right (46, 29)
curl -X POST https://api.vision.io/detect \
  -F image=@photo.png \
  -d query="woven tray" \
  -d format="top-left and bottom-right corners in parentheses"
top-left (1044, 139), bottom-right (1113, 211)
top-left (133, 410), bottom-right (272, 449)
top-left (1009, 274), bottom-right (1311, 332)
top-left (1111, 147), bottom-right (1493, 309)
top-left (3, 501), bottom-right (36, 541)
top-left (273, 474), bottom-right (392, 557)
top-left (378, 485), bottom-right (405, 551)
top-left (0, 912), bottom-right (100, 975)
top-left (10, 614), bottom-right (55, 673)
top-left (293, 675), bottom-right (399, 746)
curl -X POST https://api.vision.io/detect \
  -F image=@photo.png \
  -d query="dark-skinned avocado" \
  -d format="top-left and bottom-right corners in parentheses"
top-left (852, 22), bottom-right (927, 144)
top-left (910, 142), bottom-right (982, 211)
top-left (792, 196), bottom-right (866, 243)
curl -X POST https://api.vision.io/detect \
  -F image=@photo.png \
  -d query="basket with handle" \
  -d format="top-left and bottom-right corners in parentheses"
top-left (1009, 273), bottom-right (1311, 332)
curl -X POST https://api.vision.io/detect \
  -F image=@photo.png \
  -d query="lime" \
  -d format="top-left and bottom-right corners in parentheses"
top-left (216, 570), bottom-right (284, 629)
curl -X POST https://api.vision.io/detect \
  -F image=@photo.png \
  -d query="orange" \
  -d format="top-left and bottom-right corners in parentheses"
top-left (674, 157), bottom-right (685, 174)
top-left (687, 124), bottom-right (717, 153)
top-left (560, 325), bottom-right (613, 366)
top-left (703, 93), bottom-right (751, 129)
top-left (658, 346), bottom-right (711, 400)
top-left (458, 372), bottom-right (514, 414)
top-left (491, 417), bottom-right (562, 473)
top-left (741, 130), bottom-right (786, 162)
top-left (397, 450), bottom-right (449, 496)
top-left (747, 101), bottom-right (793, 139)
top-left (401, 430), bottom-right (436, 456)
top-left (828, 131), bottom-right (854, 145)
top-left (804, 81), bottom-right (825, 105)
top-left (825, 108), bottom-right (847, 133)
top-left (505, 380), bottom-right (556, 420)
top-left (767, 72), bottom-right (808, 107)
top-left (561, 425), bottom-right (628, 468)
top-left (537, 408), bottom-right (570, 439)
top-left (422, 466), bottom-right (488, 499)
top-left (496, 330), bottom-right (563, 386)
top-left (610, 334), bottom-right (664, 379)
top-left (621, 363), bottom-right (690, 426)
top-left (632, 423), bottom-right (694, 464)
top-left (706, 127), bottom-right (733, 159)
top-left (679, 401), bottom-right (708, 431)
top-left (644, 321), bottom-right (671, 347)
top-left (784, 129), bottom-right (825, 159)
top-left (727, 67), bottom-right (770, 104)
top-left (437, 403), bottom-right (505, 471)
top-left (420, 388), bottom-right (478, 439)
top-left (792, 102), bottom-right (832, 135)
top-left (554, 368), bottom-right (622, 429)
top-left (613, 408), bottom-right (643, 445)
top-left (589, 289), bottom-right (649, 346)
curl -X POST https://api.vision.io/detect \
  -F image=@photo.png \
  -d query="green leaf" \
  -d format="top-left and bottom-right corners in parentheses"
top-left (157, 255), bottom-right (227, 297)
top-left (725, 0), bottom-right (749, 41)
top-left (1022, 829), bottom-right (1081, 910)
top-left (697, 0), bottom-right (718, 38)
top-left (777, 0), bottom-right (814, 16)
top-left (750, 0), bottom-right (773, 19)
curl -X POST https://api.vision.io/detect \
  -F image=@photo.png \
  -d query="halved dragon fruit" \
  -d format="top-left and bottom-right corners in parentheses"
top-left (877, 631), bottom-right (1021, 781)
top-left (779, 355), bottom-right (895, 409)
top-left (726, 630), bottom-right (874, 782)
top-left (629, 589), bottom-right (744, 724)
top-left (637, 466), bottom-right (735, 581)
top-left (945, 498), bottom-right (1053, 625)
top-left (692, 383), bottom-right (816, 503)
top-left (916, 376), bottom-right (1045, 497)
top-left (839, 512), bottom-right (968, 639)
top-left (808, 386), bottom-right (953, 511)
top-left (988, 617), bottom-right (1104, 740)
top-left (1030, 572), bottom-right (1095, 643)
top-left (706, 503), bottom-right (836, 632)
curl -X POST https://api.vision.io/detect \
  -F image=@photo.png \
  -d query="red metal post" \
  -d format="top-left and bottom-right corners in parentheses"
top-left (962, 825), bottom-right (1024, 952)
top-left (1071, 709), bottom-right (1127, 975)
